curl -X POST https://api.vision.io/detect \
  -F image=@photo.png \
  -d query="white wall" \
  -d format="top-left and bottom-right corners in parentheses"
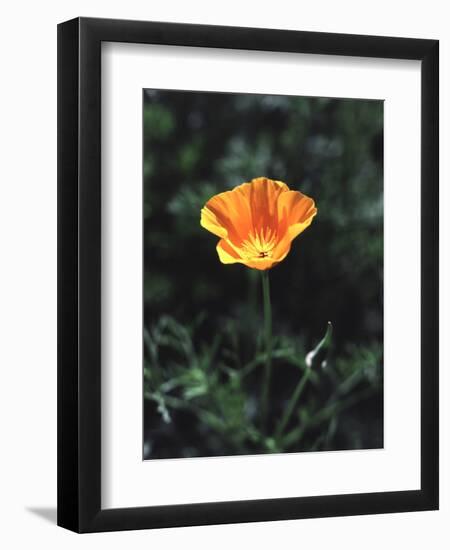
top-left (0, 0), bottom-right (448, 548)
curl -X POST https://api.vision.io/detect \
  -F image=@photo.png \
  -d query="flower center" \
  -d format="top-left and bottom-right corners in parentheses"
top-left (240, 228), bottom-right (277, 260)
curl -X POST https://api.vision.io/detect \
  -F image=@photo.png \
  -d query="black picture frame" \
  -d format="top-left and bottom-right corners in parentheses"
top-left (57, 16), bottom-right (439, 533)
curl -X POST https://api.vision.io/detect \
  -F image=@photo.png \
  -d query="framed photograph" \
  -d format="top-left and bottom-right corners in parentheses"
top-left (57, 17), bottom-right (439, 532)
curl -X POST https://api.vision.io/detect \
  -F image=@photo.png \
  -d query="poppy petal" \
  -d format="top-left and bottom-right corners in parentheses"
top-left (200, 206), bottom-right (228, 238)
top-left (277, 190), bottom-right (317, 240)
top-left (216, 239), bottom-right (243, 264)
top-left (201, 187), bottom-right (253, 243)
top-left (270, 236), bottom-right (293, 263)
top-left (244, 177), bottom-right (288, 232)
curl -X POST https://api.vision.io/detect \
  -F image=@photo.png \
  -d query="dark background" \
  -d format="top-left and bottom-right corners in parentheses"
top-left (143, 89), bottom-right (383, 459)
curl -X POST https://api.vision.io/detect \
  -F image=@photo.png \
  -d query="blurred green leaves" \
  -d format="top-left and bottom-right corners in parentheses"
top-left (144, 315), bottom-right (382, 458)
top-left (143, 102), bottom-right (175, 141)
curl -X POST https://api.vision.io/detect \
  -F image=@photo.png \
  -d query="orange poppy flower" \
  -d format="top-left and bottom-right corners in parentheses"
top-left (200, 177), bottom-right (317, 270)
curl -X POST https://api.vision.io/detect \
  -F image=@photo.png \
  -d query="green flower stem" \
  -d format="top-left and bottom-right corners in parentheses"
top-left (260, 270), bottom-right (272, 431)
top-left (275, 367), bottom-right (311, 440)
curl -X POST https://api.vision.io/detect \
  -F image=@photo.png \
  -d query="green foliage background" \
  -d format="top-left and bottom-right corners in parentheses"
top-left (143, 90), bottom-right (383, 459)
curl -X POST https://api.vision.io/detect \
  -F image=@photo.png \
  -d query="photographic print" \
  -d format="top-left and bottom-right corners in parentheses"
top-left (143, 89), bottom-right (384, 460)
